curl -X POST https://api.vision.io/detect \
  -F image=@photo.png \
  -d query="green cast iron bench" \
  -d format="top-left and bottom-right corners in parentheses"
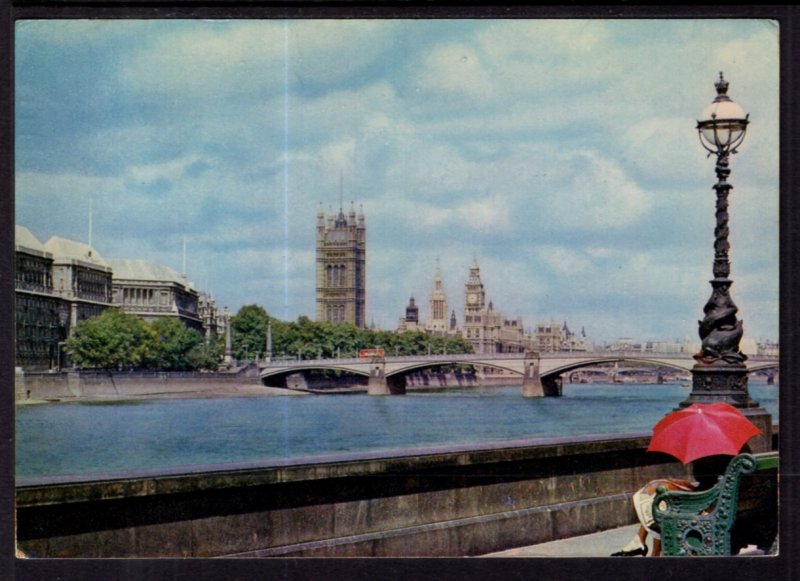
top-left (652, 452), bottom-right (778, 556)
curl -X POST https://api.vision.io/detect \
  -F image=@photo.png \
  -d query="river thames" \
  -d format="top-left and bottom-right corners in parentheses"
top-left (16, 382), bottom-right (778, 479)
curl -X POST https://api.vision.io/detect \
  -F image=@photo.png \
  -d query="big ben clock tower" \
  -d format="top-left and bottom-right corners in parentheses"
top-left (464, 259), bottom-right (485, 313)
top-left (463, 258), bottom-right (488, 353)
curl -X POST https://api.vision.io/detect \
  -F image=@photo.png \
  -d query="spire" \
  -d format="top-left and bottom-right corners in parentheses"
top-left (434, 259), bottom-right (443, 282)
top-left (182, 236), bottom-right (187, 278)
top-left (339, 170), bottom-right (344, 213)
top-left (334, 175), bottom-right (347, 227)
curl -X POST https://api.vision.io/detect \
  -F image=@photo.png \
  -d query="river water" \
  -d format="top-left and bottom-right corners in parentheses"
top-left (15, 383), bottom-right (779, 479)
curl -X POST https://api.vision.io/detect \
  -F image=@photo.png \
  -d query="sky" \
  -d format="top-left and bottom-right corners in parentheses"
top-left (14, 19), bottom-right (780, 344)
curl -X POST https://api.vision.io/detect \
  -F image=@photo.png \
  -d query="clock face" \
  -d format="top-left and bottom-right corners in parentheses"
top-left (467, 293), bottom-right (477, 304)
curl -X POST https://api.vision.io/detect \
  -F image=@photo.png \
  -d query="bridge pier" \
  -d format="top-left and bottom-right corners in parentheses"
top-left (522, 354), bottom-right (544, 397)
top-left (367, 360), bottom-right (388, 395)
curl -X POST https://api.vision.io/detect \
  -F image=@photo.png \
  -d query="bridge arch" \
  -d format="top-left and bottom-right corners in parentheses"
top-left (260, 365), bottom-right (370, 391)
top-left (261, 364), bottom-right (370, 379)
top-left (541, 357), bottom-right (693, 380)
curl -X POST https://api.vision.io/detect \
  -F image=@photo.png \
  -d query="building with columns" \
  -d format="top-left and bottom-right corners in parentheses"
top-left (15, 224), bottom-right (226, 370)
top-left (14, 227), bottom-right (114, 369)
top-left (15, 226), bottom-right (69, 369)
top-left (315, 203), bottom-right (366, 327)
top-left (107, 258), bottom-right (203, 331)
top-left (45, 236), bottom-right (114, 327)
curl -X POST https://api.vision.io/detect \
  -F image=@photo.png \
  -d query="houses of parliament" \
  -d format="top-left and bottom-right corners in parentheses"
top-left (314, 203), bottom-right (588, 355)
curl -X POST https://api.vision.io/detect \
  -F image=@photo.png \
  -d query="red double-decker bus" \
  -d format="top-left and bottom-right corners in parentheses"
top-left (358, 348), bottom-right (385, 359)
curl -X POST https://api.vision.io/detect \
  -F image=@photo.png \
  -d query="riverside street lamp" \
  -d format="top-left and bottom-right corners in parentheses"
top-left (679, 73), bottom-right (771, 448)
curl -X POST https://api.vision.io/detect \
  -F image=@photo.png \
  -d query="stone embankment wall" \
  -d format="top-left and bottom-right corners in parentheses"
top-left (17, 432), bottom-right (688, 558)
top-left (15, 367), bottom-right (261, 401)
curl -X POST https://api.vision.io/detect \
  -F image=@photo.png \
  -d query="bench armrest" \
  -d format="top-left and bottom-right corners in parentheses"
top-left (652, 453), bottom-right (759, 556)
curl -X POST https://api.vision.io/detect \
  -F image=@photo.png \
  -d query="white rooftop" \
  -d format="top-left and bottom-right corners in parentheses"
top-left (43, 236), bottom-right (110, 269)
top-left (15, 225), bottom-right (50, 256)
top-left (108, 258), bottom-right (192, 288)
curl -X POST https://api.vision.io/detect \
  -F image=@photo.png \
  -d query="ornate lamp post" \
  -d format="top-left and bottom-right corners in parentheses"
top-left (679, 73), bottom-right (771, 450)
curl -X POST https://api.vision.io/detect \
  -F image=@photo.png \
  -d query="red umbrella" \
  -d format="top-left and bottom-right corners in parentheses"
top-left (647, 402), bottom-right (761, 464)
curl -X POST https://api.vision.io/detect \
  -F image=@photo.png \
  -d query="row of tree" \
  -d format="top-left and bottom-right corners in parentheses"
top-left (65, 305), bottom-right (475, 371)
top-left (231, 305), bottom-right (474, 361)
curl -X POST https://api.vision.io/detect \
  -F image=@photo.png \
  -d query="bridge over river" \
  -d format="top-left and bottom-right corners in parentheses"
top-left (260, 351), bottom-right (778, 397)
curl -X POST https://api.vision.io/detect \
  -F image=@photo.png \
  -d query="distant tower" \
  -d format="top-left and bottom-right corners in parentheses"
top-left (405, 296), bottom-right (419, 325)
top-left (464, 258), bottom-right (486, 312)
top-left (315, 194), bottom-right (366, 327)
top-left (425, 259), bottom-right (450, 336)
top-left (463, 258), bottom-right (489, 353)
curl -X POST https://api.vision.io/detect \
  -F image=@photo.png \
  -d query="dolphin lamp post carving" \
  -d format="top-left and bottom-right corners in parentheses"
top-left (679, 73), bottom-right (771, 449)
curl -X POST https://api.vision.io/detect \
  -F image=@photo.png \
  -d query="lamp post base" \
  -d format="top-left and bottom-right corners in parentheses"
top-left (678, 363), bottom-right (773, 453)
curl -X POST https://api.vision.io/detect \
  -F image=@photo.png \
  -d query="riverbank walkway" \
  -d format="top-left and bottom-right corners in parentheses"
top-left (481, 524), bottom-right (768, 557)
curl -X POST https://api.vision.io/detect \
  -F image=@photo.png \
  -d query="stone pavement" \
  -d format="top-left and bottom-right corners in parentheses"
top-left (483, 524), bottom-right (642, 558)
top-left (482, 524), bottom-right (768, 557)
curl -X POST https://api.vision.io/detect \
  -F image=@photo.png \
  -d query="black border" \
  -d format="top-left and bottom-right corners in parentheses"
top-left (2, 4), bottom-right (798, 580)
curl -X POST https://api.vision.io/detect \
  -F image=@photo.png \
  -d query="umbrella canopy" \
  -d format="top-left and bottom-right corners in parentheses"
top-left (647, 402), bottom-right (761, 464)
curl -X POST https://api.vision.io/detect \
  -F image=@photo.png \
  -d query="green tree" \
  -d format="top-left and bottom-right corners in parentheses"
top-left (186, 335), bottom-right (224, 370)
top-left (149, 318), bottom-right (204, 371)
top-left (65, 309), bottom-right (159, 370)
top-left (231, 304), bottom-right (270, 360)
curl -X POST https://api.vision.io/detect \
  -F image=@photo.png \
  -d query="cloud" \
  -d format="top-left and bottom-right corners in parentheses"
top-left (15, 19), bottom-right (779, 343)
top-left (125, 155), bottom-right (207, 185)
top-left (536, 246), bottom-right (593, 274)
top-left (546, 151), bottom-right (652, 230)
top-left (122, 22), bottom-right (287, 99)
top-left (416, 43), bottom-right (496, 102)
top-left (287, 21), bottom-right (398, 93)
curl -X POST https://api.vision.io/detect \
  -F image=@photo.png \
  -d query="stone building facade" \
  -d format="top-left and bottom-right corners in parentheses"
top-left (397, 296), bottom-right (420, 332)
top-left (15, 227), bottom-right (114, 369)
top-left (315, 204), bottom-right (366, 327)
top-left (534, 321), bottom-right (592, 352)
top-left (461, 260), bottom-right (532, 354)
top-left (15, 226), bottom-right (68, 369)
top-left (425, 261), bottom-right (450, 336)
top-left (108, 259), bottom-right (203, 331)
top-left (198, 292), bottom-right (226, 342)
top-left (16, 225), bottom-right (224, 370)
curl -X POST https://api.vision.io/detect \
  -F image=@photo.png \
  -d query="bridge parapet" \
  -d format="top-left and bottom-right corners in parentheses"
top-left (260, 352), bottom-right (778, 395)
top-left (261, 351), bottom-right (777, 369)
top-left (262, 352), bottom-right (529, 369)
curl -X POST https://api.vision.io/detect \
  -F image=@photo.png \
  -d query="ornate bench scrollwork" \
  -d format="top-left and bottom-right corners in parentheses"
top-left (652, 453), bottom-right (776, 556)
